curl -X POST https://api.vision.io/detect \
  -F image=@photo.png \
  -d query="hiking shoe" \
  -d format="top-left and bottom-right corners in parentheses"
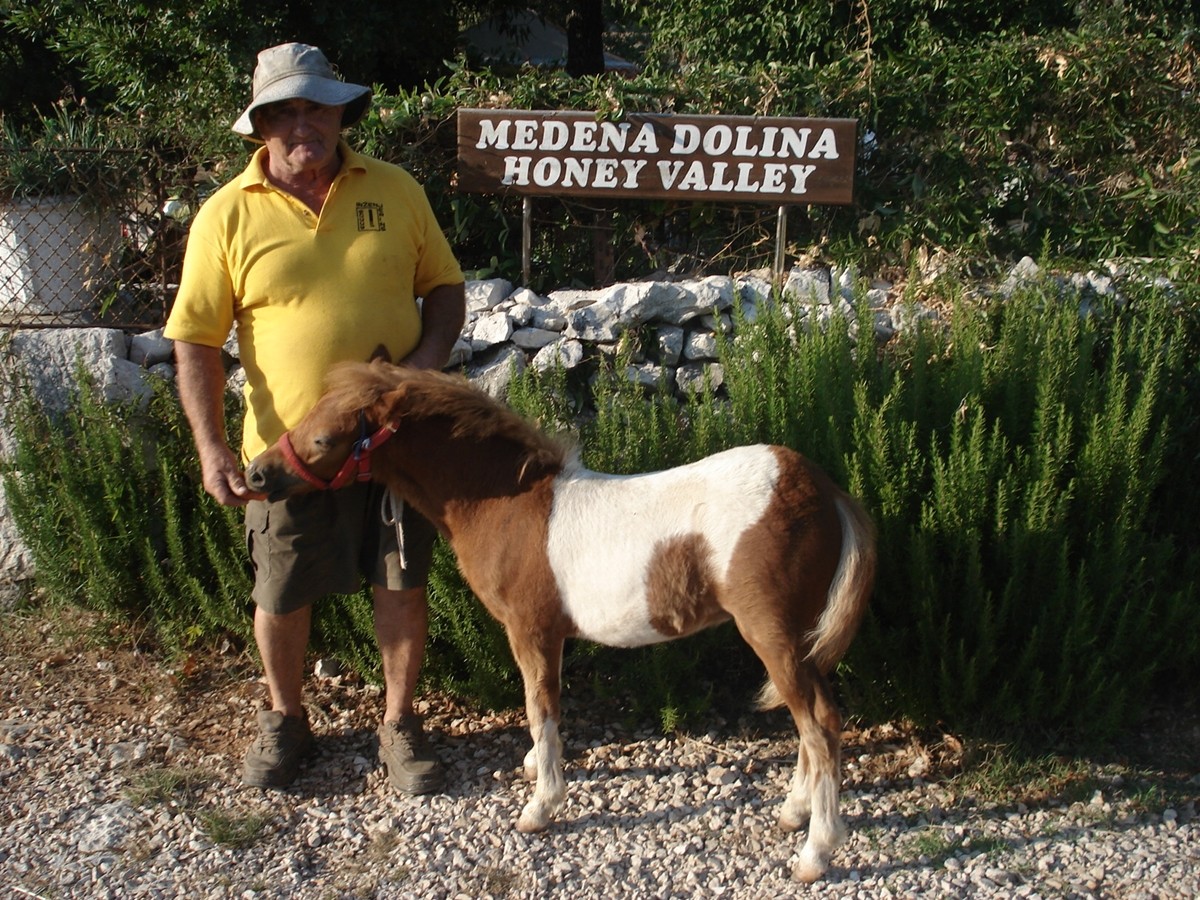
top-left (377, 714), bottom-right (443, 794)
top-left (242, 709), bottom-right (313, 788)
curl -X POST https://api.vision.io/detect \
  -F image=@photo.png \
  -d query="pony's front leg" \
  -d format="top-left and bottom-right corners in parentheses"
top-left (523, 732), bottom-right (562, 782)
top-left (507, 634), bottom-right (567, 833)
top-left (517, 716), bottom-right (566, 832)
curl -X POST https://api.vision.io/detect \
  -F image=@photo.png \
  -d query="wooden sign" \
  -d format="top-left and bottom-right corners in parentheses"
top-left (457, 109), bottom-right (856, 205)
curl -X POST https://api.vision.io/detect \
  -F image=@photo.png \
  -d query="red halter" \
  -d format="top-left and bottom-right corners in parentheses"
top-left (277, 414), bottom-right (398, 491)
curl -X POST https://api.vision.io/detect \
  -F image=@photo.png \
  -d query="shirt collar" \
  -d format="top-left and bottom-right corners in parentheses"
top-left (238, 140), bottom-right (366, 191)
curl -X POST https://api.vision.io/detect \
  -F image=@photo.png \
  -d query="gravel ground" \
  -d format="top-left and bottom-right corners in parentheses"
top-left (1, 608), bottom-right (1196, 900)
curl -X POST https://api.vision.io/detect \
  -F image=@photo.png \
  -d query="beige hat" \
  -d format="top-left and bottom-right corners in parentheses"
top-left (233, 42), bottom-right (371, 139)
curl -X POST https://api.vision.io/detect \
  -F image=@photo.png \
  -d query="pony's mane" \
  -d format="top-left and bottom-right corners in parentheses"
top-left (324, 361), bottom-right (568, 468)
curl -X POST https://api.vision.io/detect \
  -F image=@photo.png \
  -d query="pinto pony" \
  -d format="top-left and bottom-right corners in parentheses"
top-left (245, 360), bottom-right (876, 882)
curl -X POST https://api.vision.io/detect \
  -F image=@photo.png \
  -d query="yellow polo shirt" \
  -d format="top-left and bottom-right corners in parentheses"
top-left (165, 143), bottom-right (464, 460)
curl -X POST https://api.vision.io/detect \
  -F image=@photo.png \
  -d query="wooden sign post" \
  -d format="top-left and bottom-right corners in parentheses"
top-left (457, 109), bottom-right (856, 284)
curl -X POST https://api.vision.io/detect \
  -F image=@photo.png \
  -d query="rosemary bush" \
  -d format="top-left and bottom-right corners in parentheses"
top-left (423, 541), bottom-right (522, 709)
top-left (3, 278), bottom-right (1196, 739)
top-left (849, 292), bottom-right (1195, 734)
top-left (502, 279), bottom-right (1199, 737)
top-left (2, 370), bottom-right (253, 650)
top-left (722, 281), bottom-right (1198, 737)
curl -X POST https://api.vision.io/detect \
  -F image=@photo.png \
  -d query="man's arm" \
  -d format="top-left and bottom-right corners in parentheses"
top-left (398, 281), bottom-right (466, 371)
top-left (174, 340), bottom-right (262, 506)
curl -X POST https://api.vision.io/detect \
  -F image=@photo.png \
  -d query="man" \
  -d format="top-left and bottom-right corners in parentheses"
top-left (164, 43), bottom-right (465, 793)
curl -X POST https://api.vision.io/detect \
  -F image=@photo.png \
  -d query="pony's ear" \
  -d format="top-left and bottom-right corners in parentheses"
top-left (377, 380), bottom-right (414, 422)
top-left (367, 344), bottom-right (392, 364)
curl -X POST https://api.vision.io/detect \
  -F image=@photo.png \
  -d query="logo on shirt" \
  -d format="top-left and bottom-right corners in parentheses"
top-left (356, 202), bottom-right (386, 232)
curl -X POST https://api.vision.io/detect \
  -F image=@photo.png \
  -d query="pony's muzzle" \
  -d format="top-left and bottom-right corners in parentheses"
top-left (245, 454), bottom-right (307, 502)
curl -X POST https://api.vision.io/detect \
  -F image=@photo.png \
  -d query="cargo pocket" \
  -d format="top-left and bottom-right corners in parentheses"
top-left (245, 501), bottom-right (272, 582)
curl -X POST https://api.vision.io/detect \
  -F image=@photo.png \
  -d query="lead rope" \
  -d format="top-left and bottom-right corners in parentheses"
top-left (380, 490), bottom-right (407, 570)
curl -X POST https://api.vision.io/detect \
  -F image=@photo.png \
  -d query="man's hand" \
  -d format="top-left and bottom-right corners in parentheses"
top-left (174, 340), bottom-right (265, 506)
top-left (399, 282), bottom-right (466, 371)
top-left (198, 442), bottom-right (264, 506)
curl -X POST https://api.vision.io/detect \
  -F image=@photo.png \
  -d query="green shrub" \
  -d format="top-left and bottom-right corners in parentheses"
top-left (841, 284), bottom-right (1199, 737)
top-left (2, 368), bottom-right (253, 650)
top-left (423, 541), bottom-right (522, 710)
top-left (498, 277), bottom-right (1200, 737)
top-left (4, 277), bottom-right (1197, 740)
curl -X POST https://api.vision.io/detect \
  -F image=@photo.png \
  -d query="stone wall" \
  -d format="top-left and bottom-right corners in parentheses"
top-left (452, 265), bottom-right (904, 396)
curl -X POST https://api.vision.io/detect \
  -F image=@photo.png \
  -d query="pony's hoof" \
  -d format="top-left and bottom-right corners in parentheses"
top-left (778, 810), bottom-right (806, 833)
top-left (791, 846), bottom-right (829, 883)
top-left (777, 800), bottom-right (810, 832)
top-left (516, 805), bottom-right (550, 833)
top-left (791, 858), bottom-right (827, 883)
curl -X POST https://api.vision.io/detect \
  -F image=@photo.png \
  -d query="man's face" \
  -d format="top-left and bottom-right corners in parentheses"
top-left (254, 98), bottom-right (345, 179)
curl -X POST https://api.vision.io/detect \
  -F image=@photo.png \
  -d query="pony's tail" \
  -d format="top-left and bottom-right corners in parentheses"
top-left (755, 679), bottom-right (785, 710)
top-left (806, 492), bottom-right (876, 673)
top-left (754, 492), bottom-right (876, 711)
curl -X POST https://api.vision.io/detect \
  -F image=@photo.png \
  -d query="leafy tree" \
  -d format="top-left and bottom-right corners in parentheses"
top-left (0, 0), bottom-right (523, 154)
top-left (0, 25), bottom-right (91, 127)
top-left (5, 1), bottom-right (263, 155)
top-left (616, 0), bottom-right (1196, 71)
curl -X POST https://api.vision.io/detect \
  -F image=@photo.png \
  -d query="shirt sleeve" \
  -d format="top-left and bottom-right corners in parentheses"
top-left (409, 180), bottom-right (465, 298)
top-left (163, 200), bottom-right (237, 347)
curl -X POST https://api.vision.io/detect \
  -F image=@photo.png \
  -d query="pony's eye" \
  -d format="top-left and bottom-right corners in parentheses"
top-left (313, 435), bottom-right (338, 451)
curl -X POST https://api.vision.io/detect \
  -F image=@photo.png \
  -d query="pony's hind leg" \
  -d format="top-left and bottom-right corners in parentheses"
top-left (753, 649), bottom-right (847, 883)
top-left (779, 740), bottom-right (813, 830)
top-left (788, 666), bottom-right (847, 883)
top-left (507, 633), bottom-right (567, 832)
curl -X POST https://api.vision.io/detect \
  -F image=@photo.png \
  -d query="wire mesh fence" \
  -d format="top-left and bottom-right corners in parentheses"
top-left (1, 145), bottom-right (807, 330)
top-left (1, 149), bottom-right (191, 331)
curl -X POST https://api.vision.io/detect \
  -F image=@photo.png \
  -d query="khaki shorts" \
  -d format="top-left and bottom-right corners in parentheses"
top-left (245, 482), bottom-right (437, 615)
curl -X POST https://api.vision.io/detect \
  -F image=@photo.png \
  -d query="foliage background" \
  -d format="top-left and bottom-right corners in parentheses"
top-left (4, 2), bottom-right (1197, 287)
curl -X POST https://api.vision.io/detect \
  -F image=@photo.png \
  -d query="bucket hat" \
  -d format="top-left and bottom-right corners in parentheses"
top-left (232, 42), bottom-right (371, 140)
